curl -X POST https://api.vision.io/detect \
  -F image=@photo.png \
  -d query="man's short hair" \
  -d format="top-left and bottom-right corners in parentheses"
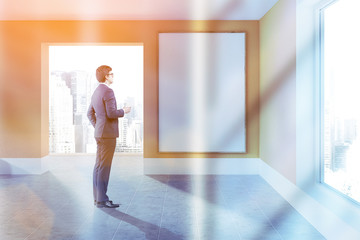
top-left (96, 65), bottom-right (112, 83)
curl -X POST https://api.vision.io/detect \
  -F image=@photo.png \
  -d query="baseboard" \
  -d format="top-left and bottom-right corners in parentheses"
top-left (259, 160), bottom-right (360, 240)
top-left (0, 155), bottom-right (60, 175)
top-left (144, 157), bottom-right (261, 175)
top-left (0, 158), bottom-right (43, 174)
top-left (2, 156), bottom-right (260, 175)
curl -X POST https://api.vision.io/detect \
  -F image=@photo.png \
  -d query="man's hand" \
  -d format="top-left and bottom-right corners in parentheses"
top-left (123, 106), bottom-right (131, 114)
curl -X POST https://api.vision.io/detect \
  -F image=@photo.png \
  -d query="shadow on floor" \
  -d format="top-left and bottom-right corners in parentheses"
top-left (101, 208), bottom-right (183, 240)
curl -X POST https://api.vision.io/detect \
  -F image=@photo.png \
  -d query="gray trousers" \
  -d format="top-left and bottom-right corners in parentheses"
top-left (93, 138), bottom-right (116, 202)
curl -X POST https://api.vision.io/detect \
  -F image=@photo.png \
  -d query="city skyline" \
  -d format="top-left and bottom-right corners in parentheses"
top-left (49, 45), bottom-right (143, 154)
top-left (49, 45), bottom-right (144, 105)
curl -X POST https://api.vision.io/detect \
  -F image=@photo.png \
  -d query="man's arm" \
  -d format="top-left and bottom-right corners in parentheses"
top-left (104, 88), bottom-right (125, 119)
top-left (87, 103), bottom-right (96, 127)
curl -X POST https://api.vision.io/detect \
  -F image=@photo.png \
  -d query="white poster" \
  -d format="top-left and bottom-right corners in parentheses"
top-left (159, 33), bottom-right (246, 153)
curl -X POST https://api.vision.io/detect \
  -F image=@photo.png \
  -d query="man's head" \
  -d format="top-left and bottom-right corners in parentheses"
top-left (96, 65), bottom-right (113, 84)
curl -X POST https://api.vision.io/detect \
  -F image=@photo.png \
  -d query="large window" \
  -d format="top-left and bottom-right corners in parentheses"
top-left (321, 0), bottom-right (360, 203)
top-left (49, 45), bottom-right (143, 154)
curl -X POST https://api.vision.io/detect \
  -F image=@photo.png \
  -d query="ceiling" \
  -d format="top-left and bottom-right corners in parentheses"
top-left (0, 0), bottom-right (279, 20)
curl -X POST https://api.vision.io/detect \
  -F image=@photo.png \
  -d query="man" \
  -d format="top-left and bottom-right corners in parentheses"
top-left (87, 65), bottom-right (131, 208)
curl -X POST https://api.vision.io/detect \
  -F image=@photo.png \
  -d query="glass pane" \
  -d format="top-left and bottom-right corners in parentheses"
top-left (323, 0), bottom-right (360, 202)
top-left (49, 45), bottom-right (143, 154)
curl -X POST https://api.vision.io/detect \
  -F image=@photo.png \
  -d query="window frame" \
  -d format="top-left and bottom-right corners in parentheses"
top-left (318, 0), bottom-right (360, 205)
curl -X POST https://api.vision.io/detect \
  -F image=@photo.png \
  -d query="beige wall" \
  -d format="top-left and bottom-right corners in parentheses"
top-left (0, 20), bottom-right (260, 158)
top-left (259, 0), bottom-right (296, 183)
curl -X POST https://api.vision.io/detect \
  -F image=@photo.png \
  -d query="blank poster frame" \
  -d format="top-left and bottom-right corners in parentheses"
top-left (158, 32), bottom-right (246, 153)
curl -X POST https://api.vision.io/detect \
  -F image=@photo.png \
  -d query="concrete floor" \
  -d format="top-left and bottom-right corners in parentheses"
top-left (0, 155), bottom-right (325, 240)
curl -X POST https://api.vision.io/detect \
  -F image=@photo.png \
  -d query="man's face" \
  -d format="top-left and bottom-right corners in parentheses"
top-left (105, 71), bottom-right (114, 84)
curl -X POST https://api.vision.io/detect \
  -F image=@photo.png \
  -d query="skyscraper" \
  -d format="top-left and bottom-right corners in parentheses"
top-left (49, 72), bottom-right (75, 153)
top-left (50, 70), bottom-right (143, 154)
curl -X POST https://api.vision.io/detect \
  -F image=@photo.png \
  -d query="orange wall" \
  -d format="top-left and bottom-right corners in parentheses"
top-left (0, 21), bottom-right (259, 158)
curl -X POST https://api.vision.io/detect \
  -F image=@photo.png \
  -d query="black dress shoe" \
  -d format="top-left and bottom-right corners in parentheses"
top-left (97, 200), bottom-right (120, 208)
top-left (94, 200), bottom-right (116, 206)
